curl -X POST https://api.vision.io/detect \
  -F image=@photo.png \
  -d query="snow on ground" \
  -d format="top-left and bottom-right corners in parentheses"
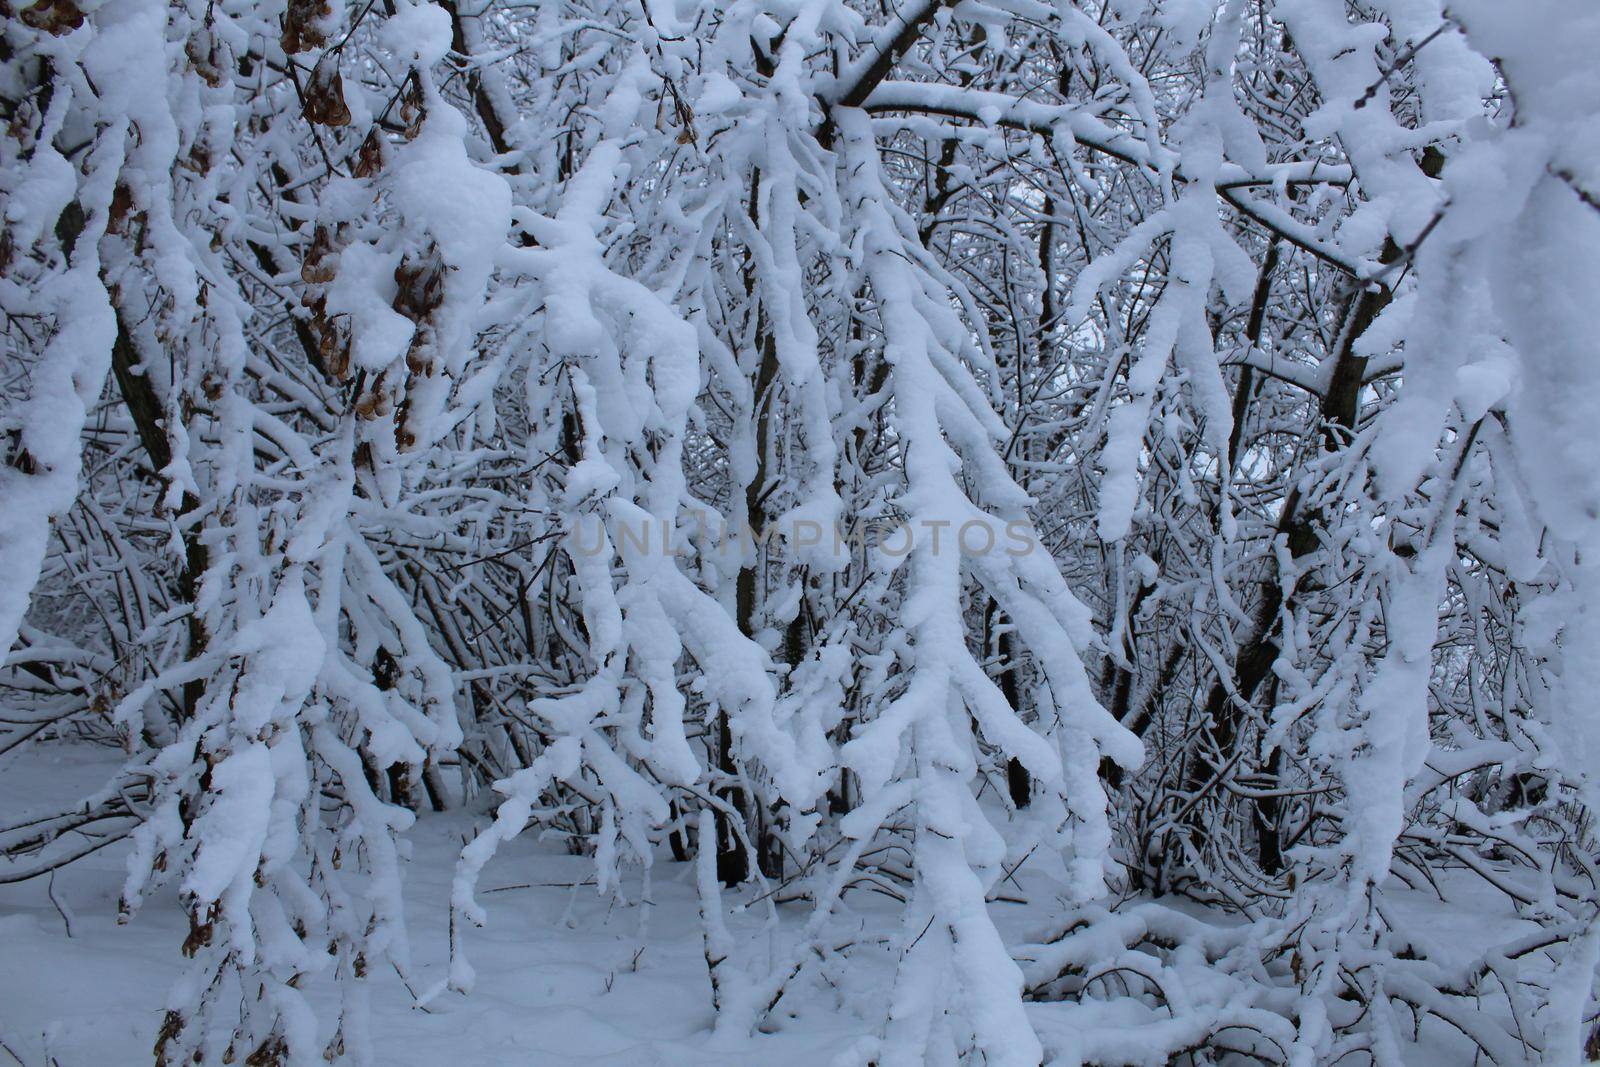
top-left (0, 743), bottom-right (1544, 1065)
top-left (0, 743), bottom-right (902, 1065)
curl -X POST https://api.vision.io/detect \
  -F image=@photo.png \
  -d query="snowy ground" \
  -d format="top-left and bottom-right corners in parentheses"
top-left (0, 743), bottom-right (904, 1065)
top-left (0, 743), bottom-right (1529, 1065)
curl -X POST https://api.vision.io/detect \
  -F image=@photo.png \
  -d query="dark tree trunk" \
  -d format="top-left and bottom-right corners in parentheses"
top-left (1179, 241), bottom-right (1397, 876)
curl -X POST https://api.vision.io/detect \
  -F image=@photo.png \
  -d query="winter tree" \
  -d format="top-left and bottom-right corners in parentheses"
top-left (2, 0), bottom-right (1598, 1062)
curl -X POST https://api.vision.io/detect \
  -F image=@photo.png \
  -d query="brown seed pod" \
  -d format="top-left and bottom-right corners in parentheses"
top-left (19, 0), bottom-right (85, 36)
top-left (313, 310), bottom-right (352, 381)
top-left (185, 25), bottom-right (229, 88)
top-left (181, 911), bottom-right (215, 958)
top-left (392, 247), bottom-right (446, 322)
top-left (180, 142), bottom-right (213, 175)
top-left (300, 225), bottom-right (338, 284)
top-left (153, 1010), bottom-right (184, 1067)
top-left (405, 333), bottom-right (435, 376)
top-left (108, 183), bottom-right (135, 234)
top-left (399, 76), bottom-right (427, 140)
top-left (280, 0), bottom-right (332, 55)
top-left (394, 418), bottom-right (418, 453)
top-left (244, 1035), bottom-right (289, 1067)
top-left (352, 127), bottom-right (387, 178)
top-left (302, 54), bottom-right (351, 128)
top-left (353, 373), bottom-right (391, 420)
